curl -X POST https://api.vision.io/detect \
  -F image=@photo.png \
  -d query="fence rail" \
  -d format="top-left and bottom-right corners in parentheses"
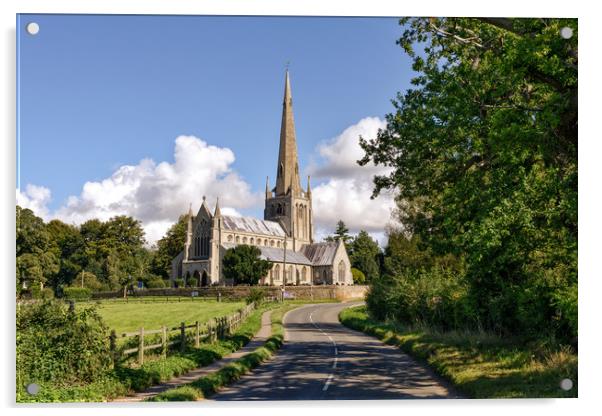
top-left (109, 302), bottom-right (256, 365)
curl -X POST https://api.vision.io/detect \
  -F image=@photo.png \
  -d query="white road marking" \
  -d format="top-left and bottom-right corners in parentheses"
top-left (322, 374), bottom-right (334, 391)
top-left (309, 308), bottom-right (339, 393)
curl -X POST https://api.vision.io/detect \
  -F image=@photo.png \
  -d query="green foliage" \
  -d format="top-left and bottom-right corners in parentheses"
top-left (144, 277), bottom-right (167, 288)
top-left (349, 230), bottom-right (381, 281)
top-left (351, 268), bottom-right (366, 284)
top-left (245, 287), bottom-right (267, 305)
top-left (324, 220), bottom-right (353, 245)
top-left (359, 18), bottom-right (577, 342)
top-left (174, 278), bottom-right (185, 288)
top-left (340, 306), bottom-right (577, 398)
top-left (222, 245), bottom-right (272, 285)
top-left (151, 214), bottom-right (189, 279)
top-left (16, 301), bottom-right (112, 394)
top-left (63, 287), bottom-right (92, 301)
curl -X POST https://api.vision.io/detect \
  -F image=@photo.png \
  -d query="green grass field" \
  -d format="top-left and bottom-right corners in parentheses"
top-left (82, 300), bottom-right (246, 334)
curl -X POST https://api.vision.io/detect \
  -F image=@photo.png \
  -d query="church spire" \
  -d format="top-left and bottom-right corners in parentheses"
top-left (275, 69), bottom-right (301, 197)
top-left (214, 197), bottom-right (221, 217)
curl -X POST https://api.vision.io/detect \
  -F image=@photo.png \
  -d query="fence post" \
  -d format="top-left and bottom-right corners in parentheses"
top-left (195, 321), bottom-right (200, 348)
top-left (109, 330), bottom-right (117, 366)
top-left (180, 322), bottom-right (186, 352)
top-left (138, 327), bottom-right (145, 366)
top-left (161, 326), bottom-right (167, 358)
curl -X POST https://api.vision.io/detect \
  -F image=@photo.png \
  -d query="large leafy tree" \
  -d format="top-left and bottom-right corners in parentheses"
top-left (151, 214), bottom-right (189, 279)
top-left (359, 18), bottom-right (577, 338)
top-left (222, 245), bottom-right (272, 286)
top-left (16, 206), bottom-right (59, 292)
top-left (349, 230), bottom-right (381, 281)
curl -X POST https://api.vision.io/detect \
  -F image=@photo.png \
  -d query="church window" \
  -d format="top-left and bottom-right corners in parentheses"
top-left (243, 237), bottom-right (247, 244)
top-left (277, 241), bottom-right (281, 248)
top-left (274, 264), bottom-right (280, 281)
top-left (288, 266), bottom-right (293, 283)
top-left (323, 270), bottom-right (327, 282)
top-left (227, 235), bottom-right (232, 242)
top-left (338, 260), bottom-right (345, 283)
top-left (236, 236), bottom-right (240, 243)
top-left (302, 267), bottom-right (307, 282)
top-left (250, 237), bottom-right (254, 245)
top-left (257, 238), bottom-right (262, 246)
top-left (270, 240), bottom-right (275, 247)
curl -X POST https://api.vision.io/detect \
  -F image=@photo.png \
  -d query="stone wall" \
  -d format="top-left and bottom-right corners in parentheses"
top-left (91, 285), bottom-right (368, 301)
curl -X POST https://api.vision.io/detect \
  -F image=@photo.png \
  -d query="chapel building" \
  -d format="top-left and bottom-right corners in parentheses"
top-left (171, 71), bottom-right (353, 286)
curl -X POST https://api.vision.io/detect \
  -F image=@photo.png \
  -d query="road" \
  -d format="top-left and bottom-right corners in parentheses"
top-left (211, 302), bottom-right (456, 401)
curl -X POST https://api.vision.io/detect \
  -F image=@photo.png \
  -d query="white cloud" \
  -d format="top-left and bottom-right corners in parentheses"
top-left (309, 117), bottom-right (396, 241)
top-left (16, 184), bottom-right (52, 220)
top-left (19, 135), bottom-right (260, 245)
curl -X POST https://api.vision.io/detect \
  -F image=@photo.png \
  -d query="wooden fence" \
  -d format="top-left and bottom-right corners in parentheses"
top-left (109, 302), bottom-right (256, 365)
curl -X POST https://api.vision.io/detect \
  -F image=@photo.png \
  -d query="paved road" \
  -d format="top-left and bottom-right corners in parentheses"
top-left (211, 302), bottom-right (456, 401)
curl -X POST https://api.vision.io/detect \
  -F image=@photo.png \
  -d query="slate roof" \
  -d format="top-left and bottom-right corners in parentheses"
top-left (221, 243), bottom-right (313, 266)
top-left (300, 242), bottom-right (340, 266)
top-left (221, 215), bottom-right (285, 237)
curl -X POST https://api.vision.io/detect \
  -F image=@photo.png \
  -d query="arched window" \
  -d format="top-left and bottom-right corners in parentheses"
top-left (302, 267), bottom-right (307, 282)
top-left (338, 260), bottom-right (345, 283)
top-left (274, 264), bottom-right (280, 281)
top-left (236, 236), bottom-right (240, 243)
top-left (250, 237), bottom-right (254, 245)
top-left (243, 237), bottom-right (247, 244)
top-left (257, 238), bottom-right (262, 246)
top-left (288, 266), bottom-right (293, 283)
top-left (227, 234), bottom-right (233, 242)
top-left (270, 240), bottom-right (275, 247)
top-left (323, 270), bottom-right (327, 283)
top-left (277, 241), bottom-right (281, 248)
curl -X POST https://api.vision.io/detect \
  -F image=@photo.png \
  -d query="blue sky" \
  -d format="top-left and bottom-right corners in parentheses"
top-left (17, 14), bottom-right (414, 243)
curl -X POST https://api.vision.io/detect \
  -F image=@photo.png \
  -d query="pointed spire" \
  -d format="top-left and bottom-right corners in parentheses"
top-left (214, 197), bottom-right (221, 217)
top-left (265, 176), bottom-right (271, 200)
top-left (275, 69), bottom-right (301, 197)
top-left (307, 175), bottom-right (311, 196)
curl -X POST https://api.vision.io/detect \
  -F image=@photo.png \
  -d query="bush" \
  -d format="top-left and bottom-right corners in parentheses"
top-left (31, 286), bottom-right (55, 300)
top-left (63, 287), bottom-right (92, 301)
top-left (145, 278), bottom-right (167, 289)
top-left (245, 287), bottom-right (266, 305)
top-left (174, 278), bottom-right (185, 288)
top-left (17, 300), bottom-right (112, 395)
top-left (351, 268), bottom-right (366, 285)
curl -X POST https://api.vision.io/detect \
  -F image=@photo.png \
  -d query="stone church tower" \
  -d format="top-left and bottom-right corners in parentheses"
top-left (264, 70), bottom-right (313, 251)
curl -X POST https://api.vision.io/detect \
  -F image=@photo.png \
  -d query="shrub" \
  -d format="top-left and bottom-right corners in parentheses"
top-left (145, 278), bottom-right (167, 289)
top-left (351, 268), bottom-right (366, 284)
top-left (245, 287), bottom-right (266, 305)
top-left (16, 300), bottom-right (112, 393)
top-left (174, 278), bottom-right (185, 288)
top-left (63, 287), bottom-right (92, 301)
top-left (31, 286), bottom-right (55, 300)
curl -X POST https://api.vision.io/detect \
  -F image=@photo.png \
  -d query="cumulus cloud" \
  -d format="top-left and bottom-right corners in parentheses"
top-left (19, 135), bottom-right (261, 245)
top-left (309, 117), bottom-right (396, 242)
top-left (16, 184), bottom-right (52, 220)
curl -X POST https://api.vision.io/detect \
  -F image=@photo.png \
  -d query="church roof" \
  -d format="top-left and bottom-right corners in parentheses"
top-left (221, 215), bottom-right (285, 237)
top-left (301, 241), bottom-right (340, 266)
top-left (221, 243), bottom-right (313, 266)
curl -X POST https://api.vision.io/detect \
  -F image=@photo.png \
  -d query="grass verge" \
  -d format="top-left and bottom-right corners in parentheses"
top-left (149, 304), bottom-right (298, 401)
top-left (339, 306), bottom-right (577, 398)
top-left (18, 304), bottom-right (272, 403)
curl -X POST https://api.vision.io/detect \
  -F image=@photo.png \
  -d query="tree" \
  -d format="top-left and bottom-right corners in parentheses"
top-left (324, 220), bottom-right (353, 246)
top-left (349, 230), bottom-right (381, 281)
top-left (151, 214), bottom-right (189, 279)
top-left (16, 206), bottom-right (59, 293)
top-left (359, 18), bottom-right (577, 340)
top-left (222, 245), bottom-right (272, 286)
top-left (351, 268), bottom-right (366, 285)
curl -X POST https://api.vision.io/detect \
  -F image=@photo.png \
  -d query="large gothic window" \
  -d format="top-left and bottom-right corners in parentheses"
top-left (302, 267), bottom-right (307, 283)
top-left (274, 264), bottom-right (280, 281)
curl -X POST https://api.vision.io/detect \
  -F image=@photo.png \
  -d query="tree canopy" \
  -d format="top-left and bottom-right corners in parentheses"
top-left (222, 245), bottom-right (272, 286)
top-left (360, 18), bottom-right (577, 341)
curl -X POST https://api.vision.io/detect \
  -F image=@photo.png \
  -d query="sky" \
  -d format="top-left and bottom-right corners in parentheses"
top-left (16, 14), bottom-right (415, 246)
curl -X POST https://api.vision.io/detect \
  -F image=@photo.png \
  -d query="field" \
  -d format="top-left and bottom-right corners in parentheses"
top-left (81, 299), bottom-right (246, 334)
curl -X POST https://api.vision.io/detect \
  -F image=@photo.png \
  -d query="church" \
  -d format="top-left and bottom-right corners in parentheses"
top-left (171, 71), bottom-right (353, 287)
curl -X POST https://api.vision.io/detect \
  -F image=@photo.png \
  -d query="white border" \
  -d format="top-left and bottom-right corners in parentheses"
top-left (2, 1), bottom-right (599, 415)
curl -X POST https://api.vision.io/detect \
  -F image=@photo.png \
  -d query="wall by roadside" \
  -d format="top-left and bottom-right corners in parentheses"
top-left (91, 285), bottom-right (368, 301)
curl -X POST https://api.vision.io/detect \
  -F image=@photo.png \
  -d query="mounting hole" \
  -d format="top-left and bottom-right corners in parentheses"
top-left (560, 27), bottom-right (573, 39)
top-left (560, 378), bottom-right (573, 391)
top-left (26, 383), bottom-right (40, 395)
top-left (26, 22), bottom-right (40, 35)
